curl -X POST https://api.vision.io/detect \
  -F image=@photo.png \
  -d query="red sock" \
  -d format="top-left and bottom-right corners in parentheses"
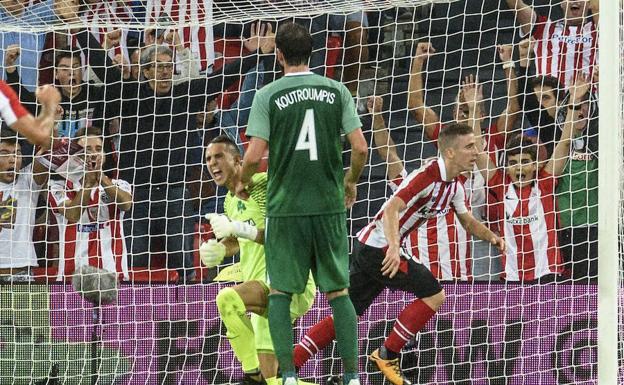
top-left (384, 299), bottom-right (436, 354)
top-left (293, 315), bottom-right (336, 368)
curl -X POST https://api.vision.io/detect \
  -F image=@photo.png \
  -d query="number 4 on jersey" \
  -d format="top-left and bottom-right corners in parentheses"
top-left (295, 109), bottom-right (318, 161)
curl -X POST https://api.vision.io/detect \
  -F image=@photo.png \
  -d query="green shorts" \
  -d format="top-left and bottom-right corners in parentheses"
top-left (265, 213), bottom-right (349, 293)
top-left (253, 279), bottom-right (316, 352)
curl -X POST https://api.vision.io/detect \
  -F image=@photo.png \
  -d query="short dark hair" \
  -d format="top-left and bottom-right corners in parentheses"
top-left (209, 135), bottom-right (241, 156)
top-left (54, 51), bottom-right (82, 67)
top-left (275, 22), bottom-right (312, 66)
top-left (531, 75), bottom-right (565, 103)
top-left (505, 133), bottom-right (538, 163)
top-left (0, 126), bottom-right (18, 146)
top-left (438, 123), bottom-right (474, 151)
top-left (75, 126), bottom-right (103, 139)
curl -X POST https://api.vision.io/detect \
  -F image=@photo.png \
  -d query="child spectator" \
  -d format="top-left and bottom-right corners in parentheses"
top-left (475, 130), bottom-right (570, 282)
top-left (48, 126), bottom-right (132, 281)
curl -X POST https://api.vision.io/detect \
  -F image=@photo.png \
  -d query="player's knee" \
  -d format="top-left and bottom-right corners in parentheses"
top-left (423, 289), bottom-right (445, 312)
top-left (326, 288), bottom-right (349, 301)
top-left (216, 287), bottom-right (245, 317)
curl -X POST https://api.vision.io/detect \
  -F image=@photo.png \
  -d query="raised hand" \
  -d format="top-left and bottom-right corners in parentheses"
top-left (460, 74), bottom-right (483, 108)
top-left (517, 38), bottom-right (535, 67)
top-left (35, 85), bottom-right (61, 110)
top-left (497, 44), bottom-right (513, 63)
top-left (571, 72), bottom-right (592, 103)
top-left (4, 44), bottom-right (20, 74)
top-left (367, 96), bottom-right (383, 115)
top-left (244, 23), bottom-right (276, 54)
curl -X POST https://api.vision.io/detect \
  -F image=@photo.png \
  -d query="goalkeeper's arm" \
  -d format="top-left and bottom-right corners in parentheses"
top-left (206, 213), bottom-right (265, 244)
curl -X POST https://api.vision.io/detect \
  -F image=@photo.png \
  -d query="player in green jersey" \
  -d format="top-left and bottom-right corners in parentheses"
top-left (201, 135), bottom-right (316, 385)
top-left (239, 22), bottom-right (368, 385)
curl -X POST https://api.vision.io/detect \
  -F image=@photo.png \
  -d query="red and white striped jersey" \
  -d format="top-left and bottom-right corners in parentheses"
top-left (81, 2), bottom-right (136, 61)
top-left (358, 158), bottom-right (468, 250)
top-left (0, 81), bottom-right (28, 127)
top-left (388, 169), bottom-right (472, 281)
top-left (80, 1), bottom-right (215, 72)
top-left (48, 178), bottom-right (131, 281)
top-left (488, 169), bottom-right (563, 281)
top-left (527, 15), bottom-right (597, 89)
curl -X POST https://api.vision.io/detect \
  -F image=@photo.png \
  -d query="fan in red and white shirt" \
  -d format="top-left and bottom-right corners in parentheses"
top-left (475, 128), bottom-right (574, 281)
top-left (48, 128), bottom-right (132, 281)
top-left (505, 0), bottom-right (599, 89)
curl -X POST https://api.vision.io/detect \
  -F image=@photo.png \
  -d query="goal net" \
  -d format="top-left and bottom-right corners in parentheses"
top-left (0, 0), bottom-right (617, 384)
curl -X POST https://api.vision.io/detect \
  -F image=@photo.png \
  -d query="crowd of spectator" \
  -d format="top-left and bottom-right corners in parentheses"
top-left (0, 0), bottom-right (600, 284)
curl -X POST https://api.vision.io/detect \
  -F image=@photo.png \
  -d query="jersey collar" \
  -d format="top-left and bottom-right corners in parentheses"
top-left (284, 71), bottom-right (314, 77)
top-left (437, 157), bottom-right (451, 182)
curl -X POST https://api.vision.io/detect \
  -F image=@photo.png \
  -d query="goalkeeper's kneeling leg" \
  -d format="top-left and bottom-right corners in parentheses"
top-left (216, 287), bottom-right (260, 373)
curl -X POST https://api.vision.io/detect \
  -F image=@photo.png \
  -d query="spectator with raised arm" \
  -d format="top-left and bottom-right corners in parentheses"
top-left (470, 68), bottom-right (571, 282)
top-left (516, 37), bottom-right (567, 158)
top-left (5, 47), bottom-right (117, 138)
top-left (504, 0), bottom-right (599, 89)
top-left (408, 42), bottom-right (520, 280)
top-left (48, 126), bottom-right (132, 281)
top-left (0, 0), bottom-right (80, 91)
top-left (73, 23), bottom-right (276, 280)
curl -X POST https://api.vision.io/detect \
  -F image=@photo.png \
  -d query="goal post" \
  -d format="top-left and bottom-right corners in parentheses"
top-left (597, 0), bottom-right (622, 384)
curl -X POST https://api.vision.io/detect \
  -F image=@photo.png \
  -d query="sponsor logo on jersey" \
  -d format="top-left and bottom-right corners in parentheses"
top-left (77, 223), bottom-right (106, 232)
top-left (571, 151), bottom-right (593, 161)
top-left (551, 34), bottom-right (593, 45)
top-left (505, 213), bottom-right (540, 225)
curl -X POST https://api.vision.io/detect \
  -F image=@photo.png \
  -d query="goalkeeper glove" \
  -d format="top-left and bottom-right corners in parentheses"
top-left (199, 239), bottom-right (226, 268)
top-left (205, 213), bottom-right (258, 241)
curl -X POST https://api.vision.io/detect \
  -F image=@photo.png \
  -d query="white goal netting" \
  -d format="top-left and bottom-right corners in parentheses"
top-left (0, 0), bottom-right (615, 384)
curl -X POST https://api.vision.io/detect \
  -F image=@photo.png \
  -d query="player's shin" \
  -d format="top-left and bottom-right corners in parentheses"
top-left (268, 292), bottom-right (296, 379)
top-left (328, 294), bottom-right (359, 381)
top-left (216, 288), bottom-right (260, 373)
top-left (383, 298), bottom-right (438, 358)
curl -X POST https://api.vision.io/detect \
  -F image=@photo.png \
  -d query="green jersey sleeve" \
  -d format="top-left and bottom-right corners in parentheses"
top-left (246, 89), bottom-right (271, 142)
top-left (339, 84), bottom-right (361, 135)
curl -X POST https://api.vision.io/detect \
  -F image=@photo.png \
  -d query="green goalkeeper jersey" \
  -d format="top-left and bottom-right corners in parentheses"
top-left (223, 172), bottom-right (316, 301)
top-left (224, 173), bottom-right (268, 282)
top-left (246, 72), bottom-right (362, 217)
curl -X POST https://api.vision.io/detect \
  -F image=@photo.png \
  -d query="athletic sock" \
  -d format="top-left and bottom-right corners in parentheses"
top-left (383, 299), bottom-right (436, 355)
top-left (216, 288), bottom-right (259, 372)
top-left (293, 315), bottom-right (336, 368)
top-left (329, 295), bottom-right (359, 376)
top-left (268, 293), bottom-right (296, 375)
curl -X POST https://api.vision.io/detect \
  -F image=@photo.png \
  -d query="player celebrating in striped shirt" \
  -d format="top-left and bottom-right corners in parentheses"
top-left (201, 135), bottom-right (316, 385)
top-left (302, 123), bottom-right (503, 385)
top-left (358, 123), bottom-right (505, 385)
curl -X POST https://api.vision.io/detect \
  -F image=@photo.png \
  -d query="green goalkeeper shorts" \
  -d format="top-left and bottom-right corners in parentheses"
top-left (265, 213), bottom-right (349, 294)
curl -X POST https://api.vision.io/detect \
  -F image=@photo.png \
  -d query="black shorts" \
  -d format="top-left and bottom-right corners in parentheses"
top-left (348, 241), bottom-right (443, 316)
